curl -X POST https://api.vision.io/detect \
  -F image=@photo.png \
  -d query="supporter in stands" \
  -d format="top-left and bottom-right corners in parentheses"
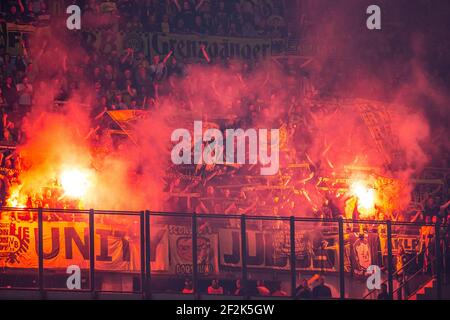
top-left (312, 276), bottom-right (332, 299)
top-left (35, 0), bottom-right (50, 26)
top-left (5, 2), bottom-right (25, 23)
top-left (233, 278), bottom-right (245, 296)
top-left (256, 280), bottom-right (271, 296)
top-left (377, 283), bottom-right (389, 300)
top-left (111, 93), bottom-right (127, 110)
top-left (23, 1), bottom-right (37, 24)
top-left (181, 277), bottom-right (194, 294)
top-left (161, 14), bottom-right (170, 33)
top-left (124, 80), bottom-right (138, 105)
top-left (149, 50), bottom-right (174, 98)
top-left (2, 54), bottom-right (16, 77)
top-left (193, 14), bottom-right (207, 35)
top-left (396, 244), bottom-right (409, 299)
top-left (0, 88), bottom-right (6, 112)
top-left (295, 278), bottom-right (312, 299)
top-left (167, 56), bottom-right (186, 78)
top-left (1, 127), bottom-right (15, 145)
top-left (0, 0), bottom-right (448, 235)
top-left (0, 179), bottom-right (7, 207)
top-left (207, 278), bottom-right (224, 295)
top-left (441, 200), bottom-right (450, 224)
top-left (196, 185), bottom-right (216, 214)
top-left (2, 115), bottom-right (19, 144)
top-left (271, 282), bottom-right (288, 297)
top-left (16, 76), bottom-right (33, 115)
top-left (422, 195), bottom-right (440, 223)
top-left (215, 9), bottom-right (227, 35)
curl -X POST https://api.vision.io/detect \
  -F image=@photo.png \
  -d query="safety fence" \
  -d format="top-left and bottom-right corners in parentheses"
top-left (0, 207), bottom-right (445, 299)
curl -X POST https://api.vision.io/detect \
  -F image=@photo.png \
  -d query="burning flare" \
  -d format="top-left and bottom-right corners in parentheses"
top-left (60, 168), bottom-right (92, 199)
top-left (6, 186), bottom-right (25, 208)
top-left (349, 180), bottom-right (376, 218)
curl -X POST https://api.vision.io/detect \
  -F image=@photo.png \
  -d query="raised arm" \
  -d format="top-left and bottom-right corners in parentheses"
top-left (94, 107), bottom-right (108, 120)
top-left (410, 210), bottom-right (422, 223)
top-left (19, 39), bottom-right (28, 59)
top-left (121, 48), bottom-right (133, 64)
top-left (173, 0), bottom-right (181, 11)
top-left (35, 40), bottom-right (48, 62)
top-left (84, 125), bottom-right (100, 140)
top-left (18, 0), bottom-right (25, 13)
top-left (127, 84), bottom-right (137, 97)
top-left (242, 200), bottom-right (257, 214)
top-left (195, 0), bottom-right (206, 11)
top-left (162, 49), bottom-right (174, 65)
top-left (224, 201), bottom-right (237, 214)
top-left (441, 200), bottom-right (450, 210)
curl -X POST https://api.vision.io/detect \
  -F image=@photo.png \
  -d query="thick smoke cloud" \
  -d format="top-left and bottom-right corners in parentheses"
top-left (11, 2), bottom-right (449, 213)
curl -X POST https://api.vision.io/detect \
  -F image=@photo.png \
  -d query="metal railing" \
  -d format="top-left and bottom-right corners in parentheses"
top-left (362, 251), bottom-right (422, 300)
top-left (0, 207), bottom-right (445, 300)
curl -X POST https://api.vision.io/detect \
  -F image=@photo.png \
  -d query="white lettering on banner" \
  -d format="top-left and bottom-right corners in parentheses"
top-left (150, 33), bottom-right (277, 61)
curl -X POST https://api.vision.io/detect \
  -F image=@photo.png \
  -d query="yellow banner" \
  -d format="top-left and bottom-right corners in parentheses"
top-left (0, 219), bottom-right (168, 272)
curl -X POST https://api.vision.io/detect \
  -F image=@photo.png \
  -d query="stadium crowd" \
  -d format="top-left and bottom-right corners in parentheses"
top-left (1, 0), bottom-right (288, 37)
top-left (1, 0), bottom-right (51, 26)
top-left (0, 0), bottom-right (449, 223)
top-left (82, 0), bottom-right (288, 37)
top-left (0, 0), bottom-right (449, 300)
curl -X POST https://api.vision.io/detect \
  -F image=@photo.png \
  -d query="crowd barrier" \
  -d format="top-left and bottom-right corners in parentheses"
top-left (0, 207), bottom-right (444, 300)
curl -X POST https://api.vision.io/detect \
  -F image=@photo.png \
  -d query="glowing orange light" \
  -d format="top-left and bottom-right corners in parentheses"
top-left (60, 168), bottom-right (91, 198)
top-left (6, 187), bottom-right (25, 208)
top-left (350, 180), bottom-right (376, 217)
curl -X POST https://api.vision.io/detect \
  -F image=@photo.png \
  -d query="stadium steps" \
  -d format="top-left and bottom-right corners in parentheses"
top-left (408, 279), bottom-right (435, 300)
top-left (409, 279), bottom-right (450, 300)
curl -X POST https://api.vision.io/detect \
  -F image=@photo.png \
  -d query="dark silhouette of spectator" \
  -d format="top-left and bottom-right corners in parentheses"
top-left (6, 3), bottom-right (24, 23)
top-left (423, 196), bottom-right (440, 223)
top-left (256, 280), bottom-right (271, 296)
top-left (377, 283), bottom-right (389, 300)
top-left (0, 87), bottom-right (7, 112)
top-left (233, 278), bottom-right (245, 296)
top-left (2, 76), bottom-right (17, 112)
top-left (312, 276), bottom-right (332, 299)
top-left (207, 279), bottom-right (224, 295)
top-left (271, 282), bottom-right (288, 297)
top-left (182, 278), bottom-right (194, 294)
top-left (16, 76), bottom-right (33, 115)
top-left (295, 278), bottom-right (312, 299)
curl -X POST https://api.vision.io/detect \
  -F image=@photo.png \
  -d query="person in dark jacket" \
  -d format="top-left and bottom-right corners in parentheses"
top-left (377, 283), bottom-right (389, 300)
top-left (295, 278), bottom-right (312, 299)
top-left (312, 276), bottom-right (332, 299)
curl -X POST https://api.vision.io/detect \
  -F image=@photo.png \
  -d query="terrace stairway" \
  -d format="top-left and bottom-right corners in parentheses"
top-left (408, 278), bottom-right (450, 300)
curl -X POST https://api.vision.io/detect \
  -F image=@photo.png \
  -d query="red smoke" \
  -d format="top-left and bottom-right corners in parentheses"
top-left (8, 8), bottom-right (448, 215)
